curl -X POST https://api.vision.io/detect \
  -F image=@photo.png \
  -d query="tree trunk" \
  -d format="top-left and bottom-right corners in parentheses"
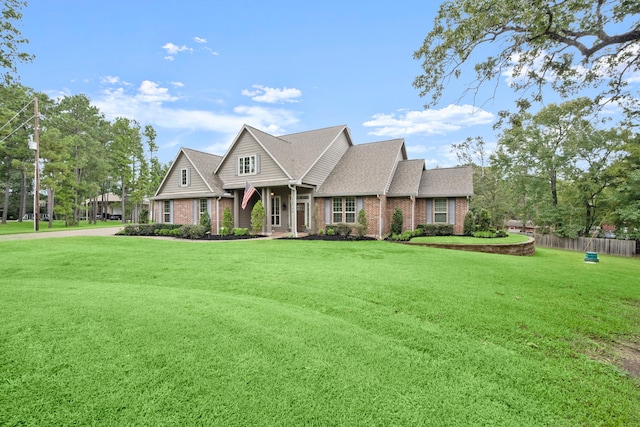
top-left (550, 170), bottom-right (558, 207)
top-left (1, 163), bottom-right (12, 224)
top-left (47, 187), bottom-right (54, 228)
top-left (121, 181), bottom-right (126, 224)
top-left (19, 170), bottom-right (27, 222)
top-left (584, 200), bottom-right (594, 236)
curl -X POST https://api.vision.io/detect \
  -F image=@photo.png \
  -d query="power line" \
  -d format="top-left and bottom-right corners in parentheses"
top-left (0, 98), bottom-right (34, 134)
top-left (0, 114), bottom-right (35, 145)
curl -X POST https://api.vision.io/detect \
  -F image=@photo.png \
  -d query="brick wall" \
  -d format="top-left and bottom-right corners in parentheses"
top-left (362, 196), bottom-right (383, 237)
top-left (173, 199), bottom-right (194, 225)
top-left (314, 196), bottom-right (385, 237)
top-left (454, 197), bottom-right (468, 235)
top-left (214, 198), bottom-right (233, 233)
top-left (386, 197), bottom-right (414, 232)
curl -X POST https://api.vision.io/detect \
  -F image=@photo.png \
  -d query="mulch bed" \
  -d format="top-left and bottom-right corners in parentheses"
top-left (278, 234), bottom-right (376, 241)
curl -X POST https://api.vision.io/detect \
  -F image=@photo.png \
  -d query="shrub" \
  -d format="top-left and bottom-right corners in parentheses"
top-left (222, 207), bottom-right (233, 235)
top-left (250, 200), bottom-right (265, 235)
top-left (357, 209), bottom-right (368, 233)
top-left (122, 223), bottom-right (182, 236)
top-left (391, 208), bottom-right (403, 235)
top-left (352, 223), bottom-right (367, 237)
top-left (199, 212), bottom-right (212, 232)
top-left (233, 227), bottom-right (249, 236)
top-left (326, 223), bottom-right (351, 236)
top-left (327, 228), bottom-right (335, 236)
top-left (178, 224), bottom-right (207, 239)
top-left (473, 230), bottom-right (495, 238)
top-left (138, 209), bottom-right (149, 224)
top-left (418, 224), bottom-right (454, 236)
top-left (463, 210), bottom-right (475, 236)
top-left (496, 229), bottom-right (509, 237)
top-left (318, 229), bottom-right (325, 235)
top-left (389, 230), bottom-right (413, 241)
top-left (478, 208), bottom-right (492, 232)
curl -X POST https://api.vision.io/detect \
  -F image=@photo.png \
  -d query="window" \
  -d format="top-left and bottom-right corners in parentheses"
top-left (163, 200), bottom-right (171, 223)
top-left (345, 197), bottom-right (356, 223)
top-left (199, 198), bottom-right (208, 217)
top-left (332, 197), bottom-right (356, 223)
top-left (180, 168), bottom-right (189, 186)
top-left (238, 155), bottom-right (257, 175)
top-left (271, 196), bottom-right (281, 226)
top-left (332, 198), bottom-right (343, 223)
top-left (434, 198), bottom-right (448, 223)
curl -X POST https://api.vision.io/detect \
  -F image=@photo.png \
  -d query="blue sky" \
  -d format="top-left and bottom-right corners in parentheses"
top-left (16, 1), bottom-right (544, 166)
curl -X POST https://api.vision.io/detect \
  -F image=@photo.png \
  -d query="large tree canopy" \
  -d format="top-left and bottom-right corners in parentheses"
top-left (0, 0), bottom-right (33, 83)
top-left (414, 0), bottom-right (640, 110)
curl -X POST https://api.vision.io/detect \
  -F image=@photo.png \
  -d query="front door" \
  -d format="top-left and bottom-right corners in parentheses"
top-left (296, 203), bottom-right (305, 232)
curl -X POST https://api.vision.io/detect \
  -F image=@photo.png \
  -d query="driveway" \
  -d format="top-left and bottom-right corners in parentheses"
top-left (0, 226), bottom-right (124, 242)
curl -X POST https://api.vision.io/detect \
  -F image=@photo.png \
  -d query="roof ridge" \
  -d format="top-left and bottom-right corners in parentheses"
top-left (279, 124), bottom-right (346, 139)
top-left (182, 146), bottom-right (223, 158)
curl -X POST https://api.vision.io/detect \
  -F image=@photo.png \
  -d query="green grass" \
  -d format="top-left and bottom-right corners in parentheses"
top-left (0, 219), bottom-right (123, 235)
top-left (412, 233), bottom-right (531, 244)
top-left (1, 238), bottom-right (639, 425)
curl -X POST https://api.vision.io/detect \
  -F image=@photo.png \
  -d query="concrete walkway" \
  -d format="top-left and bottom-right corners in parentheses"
top-left (0, 226), bottom-right (124, 242)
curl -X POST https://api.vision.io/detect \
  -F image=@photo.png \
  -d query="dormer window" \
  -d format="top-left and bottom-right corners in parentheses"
top-left (238, 155), bottom-right (257, 175)
top-left (180, 168), bottom-right (190, 187)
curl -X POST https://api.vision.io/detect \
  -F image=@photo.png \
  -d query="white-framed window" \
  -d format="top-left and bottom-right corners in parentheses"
top-left (180, 168), bottom-right (190, 187)
top-left (332, 197), bottom-right (356, 223)
top-left (199, 198), bottom-right (208, 217)
top-left (345, 197), bottom-right (356, 223)
top-left (271, 196), bottom-right (281, 226)
top-left (238, 155), bottom-right (257, 175)
top-left (163, 200), bottom-right (171, 223)
top-left (434, 198), bottom-right (448, 223)
top-left (332, 198), bottom-right (343, 223)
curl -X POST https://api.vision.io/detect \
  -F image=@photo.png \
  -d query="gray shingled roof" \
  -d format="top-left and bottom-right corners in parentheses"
top-left (417, 166), bottom-right (474, 197)
top-left (316, 139), bottom-right (406, 196)
top-left (387, 159), bottom-right (425, 196)
top-left (280, 125), bottom-right (349, 178)
top-left (182, 147), bottom-right (226, 194)
top-left (245, 124), bottom-right (349, 181)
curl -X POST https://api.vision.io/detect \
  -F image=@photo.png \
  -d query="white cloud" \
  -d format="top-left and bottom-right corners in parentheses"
top-left (162, 42), bottom-right (193, 60)
top-left (204, 47), bottom-right (220, 56)
top-left (241, 84), bottom-right (302, 104)
top-left (194, 36), bottom-right (207, 44)
top-left (91, 80), bottom-right (299, 153)
top-left (503, 45), bottom-right (640, 87)
top-left (101, 75), bottom-right (120, 84)
top-left (170, 81), bottom-right (184, 88)
top-left (362, 105), bottom-right (494, 137)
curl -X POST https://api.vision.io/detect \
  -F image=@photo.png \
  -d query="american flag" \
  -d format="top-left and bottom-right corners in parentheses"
top-left (241, 181), bottom-right (257, 209)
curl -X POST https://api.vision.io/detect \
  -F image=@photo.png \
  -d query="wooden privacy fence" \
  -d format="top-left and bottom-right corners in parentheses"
top-left (534, 234), bottom-right (637, 257)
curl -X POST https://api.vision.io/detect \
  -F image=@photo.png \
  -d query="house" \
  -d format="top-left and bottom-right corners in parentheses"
top-left (152, 124), bottom-right (473, 238)
top-left (84, 192), bottom-right (150, 221)
top-left (505, 219), bottom-right (536, 234)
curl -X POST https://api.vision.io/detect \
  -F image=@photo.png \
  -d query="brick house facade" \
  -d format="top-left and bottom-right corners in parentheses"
top-left (153, 125), bottom-right (473, 238)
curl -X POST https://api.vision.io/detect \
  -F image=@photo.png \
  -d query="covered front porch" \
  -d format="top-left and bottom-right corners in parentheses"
top-left (233, 184), bottom-right (314, 236)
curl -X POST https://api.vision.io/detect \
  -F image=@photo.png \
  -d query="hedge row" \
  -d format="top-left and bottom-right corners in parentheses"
top-left (120, 223), bottom-right (208, 239)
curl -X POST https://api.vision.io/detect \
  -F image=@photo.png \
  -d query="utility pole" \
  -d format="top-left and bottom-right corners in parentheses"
top-left (34, 97), bottom-right (40, 232)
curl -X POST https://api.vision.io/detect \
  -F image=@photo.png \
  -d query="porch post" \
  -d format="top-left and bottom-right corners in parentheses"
top-left (289, 184), bottom-right (297, 237)
top-left (233, 190), bottom-right (239, 228)
top-left (266, 187), bottom-right (272, 235)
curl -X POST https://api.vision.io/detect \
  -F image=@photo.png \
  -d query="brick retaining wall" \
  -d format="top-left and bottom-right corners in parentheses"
top-left (405, 236), bottom-right (536, 256)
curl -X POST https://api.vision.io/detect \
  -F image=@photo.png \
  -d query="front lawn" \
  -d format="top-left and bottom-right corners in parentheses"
top-left (1, 238), bottom-right (638, 425)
